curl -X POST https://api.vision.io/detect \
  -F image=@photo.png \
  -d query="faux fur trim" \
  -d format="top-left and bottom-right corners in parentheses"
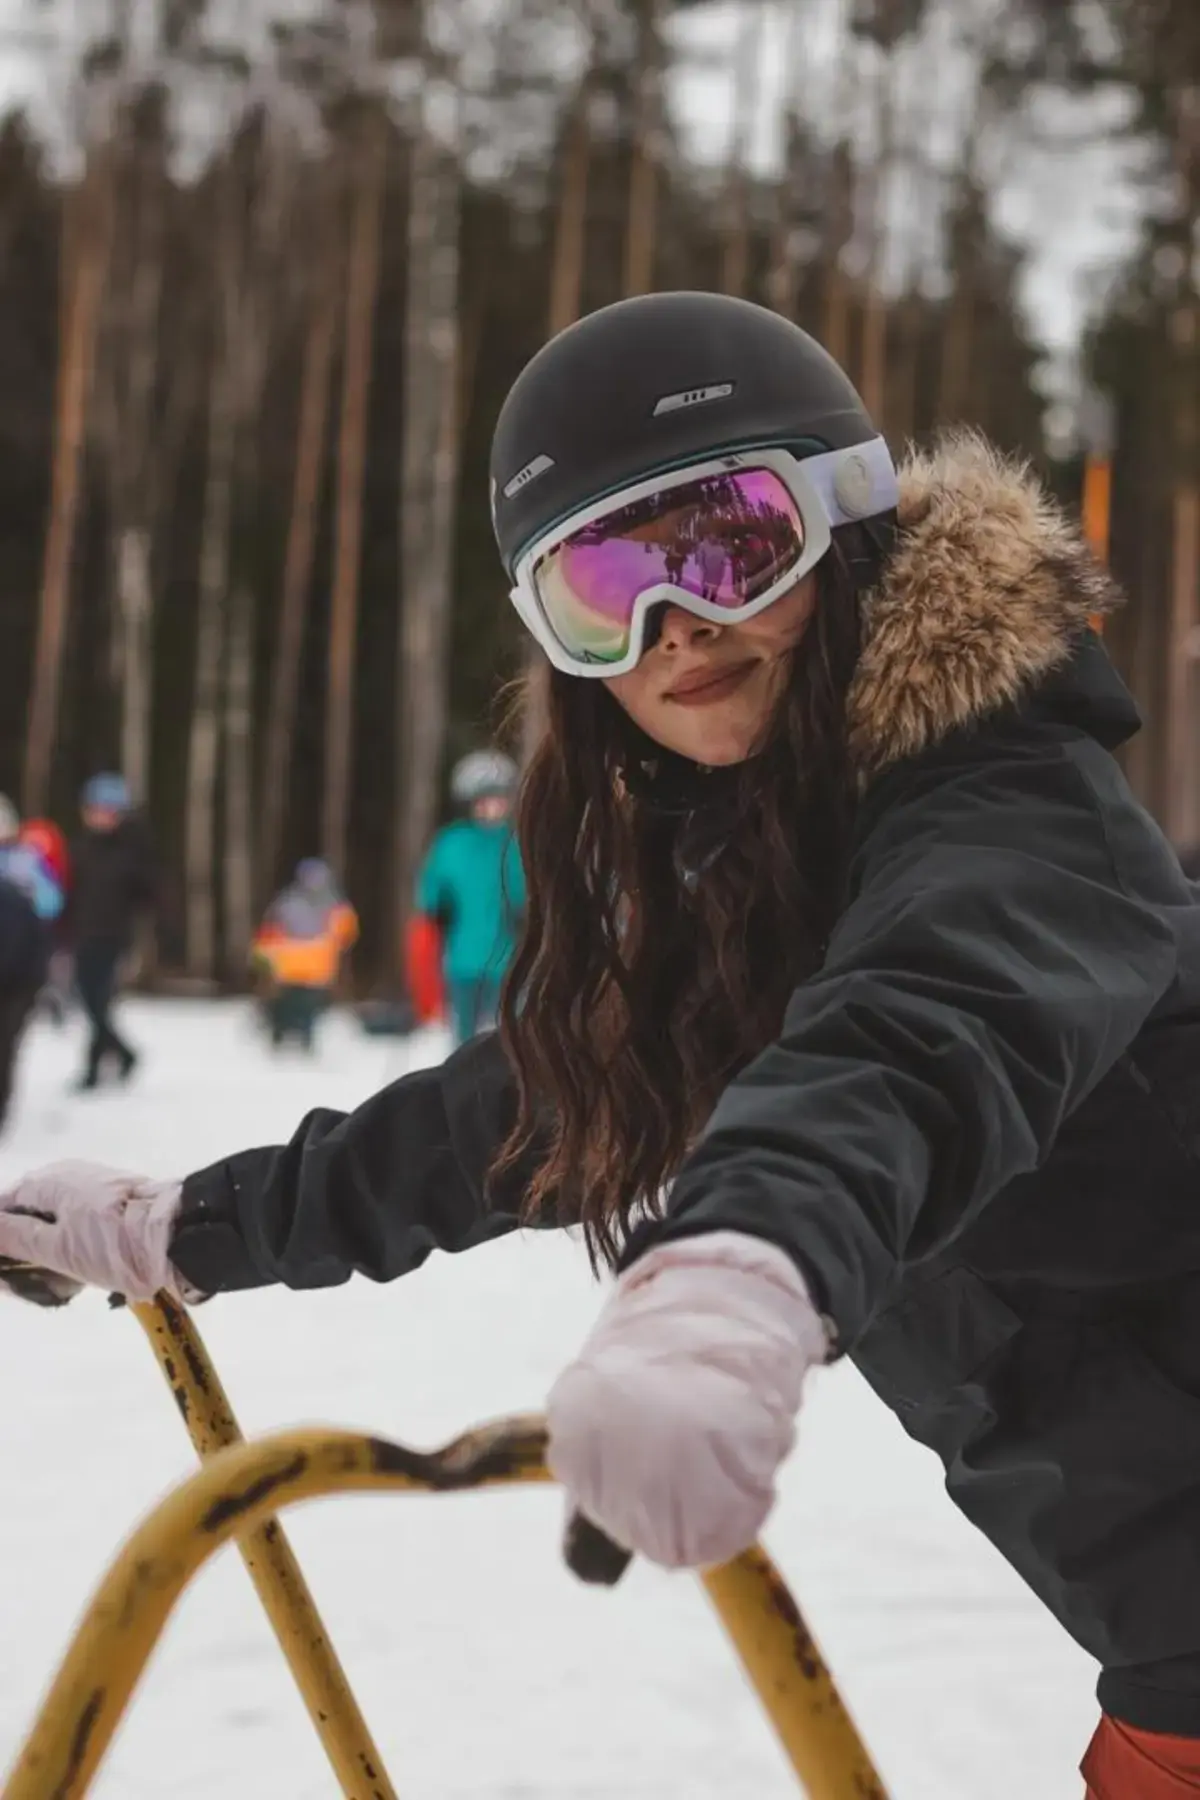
top-left (846, 431), bottom-right (1123, 779)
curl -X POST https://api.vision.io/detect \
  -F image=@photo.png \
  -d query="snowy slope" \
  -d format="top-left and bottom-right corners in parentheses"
top-left (0, 1002), bottom-right (1099, 1797)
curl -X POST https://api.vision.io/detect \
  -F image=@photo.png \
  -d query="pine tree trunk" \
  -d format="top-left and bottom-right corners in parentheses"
top-left (1166, 298), bottom-right (1200, 846)
top-left (858, 48), bottom-right (898, 428)
top-left (110, 132), bottom-right (165, 811)
top-left (521, 63), bottom-right (595, 764)
top-left (1162, 61), bottom-right (1200, 848)
top-left (765, 0), bottom-right (811, 320)
top-left (938, 263), bottom-right (975, 424)
top-left (259, 191), bottom-right (340, 904)
top-left (819, 19), bottom-right (857, 368)
top-left (721, 1), bottom-right (766, 300)
top-left (116, 525), bottom-right (153, 803)
top-left (223, 582), bottom-right (255, 975)
top-left (547, 75), bottom-right (593, 339)
top-left (623, 0), bottom-right (660, 298)
top-left (24, 167), bottom-right (109, 814)
top-left (396, 101), bottom-right (462, 963)
top-left (324, 110), bottom-right (385, 880)
top-left (185, 344), bottom-right (237, 980)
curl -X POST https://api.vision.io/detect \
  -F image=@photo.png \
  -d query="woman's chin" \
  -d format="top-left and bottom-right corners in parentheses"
top-left (657, 704), bottom-right (765, 767)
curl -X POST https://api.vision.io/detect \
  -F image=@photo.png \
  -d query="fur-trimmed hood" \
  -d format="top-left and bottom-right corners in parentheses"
top-left (846, 432), bottom-right (1123, 779)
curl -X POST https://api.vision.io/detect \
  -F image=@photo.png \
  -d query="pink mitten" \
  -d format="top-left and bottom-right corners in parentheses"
top-left (547, 1230), bottom-right (828, 1569)
top-left (0, 1162), bottom-right (193, 1304)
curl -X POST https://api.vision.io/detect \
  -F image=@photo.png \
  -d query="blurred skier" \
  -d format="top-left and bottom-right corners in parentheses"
top-left (17, 818), bottom-right (73, 1021)
top-left (0, 796), bottom-right (66, 928)
top-left (0, 797), bottom-right (51, 1127)
top-left (407, 750), bottom-right (525, 1045)
top-left (68, 774), bottom-right (157, 1090)
top-left (252, 859), bottom-right (359, 1052)
top-left (18, 818), bottom-right (70, 896)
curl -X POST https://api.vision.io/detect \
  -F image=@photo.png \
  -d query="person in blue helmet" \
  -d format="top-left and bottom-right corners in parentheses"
top-left (407, 751), bottom-right (525, 1045)
top-left (67, 774), bottom-right (157, 1090)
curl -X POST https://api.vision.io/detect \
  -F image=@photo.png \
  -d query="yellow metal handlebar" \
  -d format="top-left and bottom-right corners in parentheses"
top-left (131, 1297), bottom-right (397, 1798)
top-left (0, 1300), bottom-right (887, 1800)
top-left (2, 1417), bottom-right (552, 1800)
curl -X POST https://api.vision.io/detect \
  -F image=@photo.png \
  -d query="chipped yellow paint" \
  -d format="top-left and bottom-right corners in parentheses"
top-left (2, 1303), bottom-right (887, 1800)
top-left (131, 1298), bottom-right (396, 1800)
top-left (703, 1551), bottom-right (888, 1800)
top-left (3, 1419), bottom-right (553, 1799)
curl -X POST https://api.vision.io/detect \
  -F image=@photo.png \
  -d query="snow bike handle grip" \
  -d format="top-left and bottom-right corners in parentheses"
top-left (563, 1508), bottom-right (635, 1585)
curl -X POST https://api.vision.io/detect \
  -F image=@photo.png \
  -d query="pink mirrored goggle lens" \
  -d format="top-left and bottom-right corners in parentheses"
top-left (531, 467), bottom-right (807, 667)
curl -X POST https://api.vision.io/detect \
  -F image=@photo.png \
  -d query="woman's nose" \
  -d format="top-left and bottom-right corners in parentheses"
top-left (655, 605), bottom-right (723, 653)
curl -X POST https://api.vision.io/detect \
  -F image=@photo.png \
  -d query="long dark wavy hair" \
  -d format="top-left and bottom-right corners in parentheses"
top-left (492, 536), bottom-right (871, 1267)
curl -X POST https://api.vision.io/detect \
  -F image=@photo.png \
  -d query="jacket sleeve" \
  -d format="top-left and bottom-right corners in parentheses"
top-left (634, 725), bottom-right (1181, 1350)
top-left (169, 1030), bottom-right (538, 1294)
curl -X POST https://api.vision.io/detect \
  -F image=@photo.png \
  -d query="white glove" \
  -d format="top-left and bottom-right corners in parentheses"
top-left (546, 1230), bottom-right (829, 1570)
top-left (0, 1162), bottom-right (192, 1305)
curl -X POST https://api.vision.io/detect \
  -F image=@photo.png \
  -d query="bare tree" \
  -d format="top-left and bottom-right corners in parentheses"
top-left (185, 160), bottom-right (240, 979)
top-left (766, 1), bottom-right (822, 322)
top-left (396, 58), bottom-right (464, 958)
top-left (93, 91), bottom-right (168, 808)
top-left (720, 0), bottom-right (768, 300)
top-left (185, 121), bottom-right (294, 977)
top-left (323, 102), bottom-right (386, 880)
top-left (520, 31), bottom-right (597, 762)
top-left (24, 151), bottom-right (111, 814)
top-left (224, 127), bottom-right (296, 972)
top-left (623, 0), bottom-right (662, 297)
top-left (259, 164), bottom-right (341, 903)
top-left (1163, 65), bottom-right (1200, 845)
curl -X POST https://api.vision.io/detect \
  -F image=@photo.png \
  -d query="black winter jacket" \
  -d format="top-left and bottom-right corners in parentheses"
top-left (0, 879), bottom-right (48, 993)
top-left (67, 815), bottom-right (157, 947)
top-left (171, 436), bottom-right (1200, 1735)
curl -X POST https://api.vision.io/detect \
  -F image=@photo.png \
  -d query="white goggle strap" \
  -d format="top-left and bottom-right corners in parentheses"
top-left (798, 436), bottom-right (899, 528)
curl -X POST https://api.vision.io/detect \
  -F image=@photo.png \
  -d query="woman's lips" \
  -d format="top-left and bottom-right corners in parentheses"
top-left (664, 660), bottom-right (757, 705)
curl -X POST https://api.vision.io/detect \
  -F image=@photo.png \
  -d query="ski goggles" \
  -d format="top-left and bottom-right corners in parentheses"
top-left (509, 440), bottom-right (897, 678)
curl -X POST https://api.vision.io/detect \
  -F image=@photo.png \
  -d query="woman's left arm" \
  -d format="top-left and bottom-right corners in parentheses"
top-left (548, 722), bottom-right (1182, 1566)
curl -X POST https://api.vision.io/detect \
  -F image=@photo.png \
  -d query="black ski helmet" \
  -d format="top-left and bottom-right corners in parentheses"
top-left (490, 292), bottom-right (885, 578)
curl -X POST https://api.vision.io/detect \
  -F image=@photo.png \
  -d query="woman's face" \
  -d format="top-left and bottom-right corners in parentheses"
top-left (601, 573), bottom-right (818, 766)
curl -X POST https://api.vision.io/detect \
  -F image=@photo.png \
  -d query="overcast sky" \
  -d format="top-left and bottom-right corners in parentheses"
top-left (0, 0), bottom-right (1156, 402)
top-left (667, 0), bottom-right (1154, 380)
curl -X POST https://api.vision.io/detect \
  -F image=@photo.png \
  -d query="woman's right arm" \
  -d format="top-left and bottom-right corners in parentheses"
top-left (170, 1031), bottom-right (537, 1295)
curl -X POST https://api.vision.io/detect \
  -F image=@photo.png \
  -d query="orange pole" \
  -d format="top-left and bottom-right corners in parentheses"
top-left (1082, 454), bottom-right (1111, 633)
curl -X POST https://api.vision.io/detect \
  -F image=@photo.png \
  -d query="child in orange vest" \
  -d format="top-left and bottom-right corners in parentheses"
top-left (252, 860), bottom-right (358, 1051)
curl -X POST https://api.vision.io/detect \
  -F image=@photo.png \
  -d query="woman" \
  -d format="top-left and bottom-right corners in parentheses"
top-left (1, 294), bottom-right (1197, 1795)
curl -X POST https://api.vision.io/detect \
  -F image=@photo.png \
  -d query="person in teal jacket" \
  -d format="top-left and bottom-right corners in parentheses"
top-left (409, 751), bottom-right (525, 1045)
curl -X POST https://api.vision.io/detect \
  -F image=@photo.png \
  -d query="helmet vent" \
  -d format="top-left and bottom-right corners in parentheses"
top-left (652, 381), bottom-right (735, 417)
top-left (503, 453), bottom-right (556, 499)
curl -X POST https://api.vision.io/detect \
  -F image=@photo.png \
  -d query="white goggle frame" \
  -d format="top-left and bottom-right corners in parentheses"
top-left (508, 438), bottom-right (897, 679)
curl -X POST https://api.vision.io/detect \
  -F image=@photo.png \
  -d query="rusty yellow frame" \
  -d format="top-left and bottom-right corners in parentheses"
top-left (0, 1298), bottom-right (887, 1800)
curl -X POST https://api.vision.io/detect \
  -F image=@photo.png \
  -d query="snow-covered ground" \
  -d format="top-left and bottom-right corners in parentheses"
top-left (0, 1000), bottom-right (1099, 1797)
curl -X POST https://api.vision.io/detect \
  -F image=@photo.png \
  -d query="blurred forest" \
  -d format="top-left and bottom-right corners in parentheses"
top-left (0, 0), bottom-right (1196, 987)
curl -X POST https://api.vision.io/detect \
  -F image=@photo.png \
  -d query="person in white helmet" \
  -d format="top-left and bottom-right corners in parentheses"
top-left (405, 750), bottom-right (525, 1045)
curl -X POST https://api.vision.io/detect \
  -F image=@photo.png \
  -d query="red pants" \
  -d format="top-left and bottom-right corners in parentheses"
top-left (1084, 1717), bottom-right (1200, 1796)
